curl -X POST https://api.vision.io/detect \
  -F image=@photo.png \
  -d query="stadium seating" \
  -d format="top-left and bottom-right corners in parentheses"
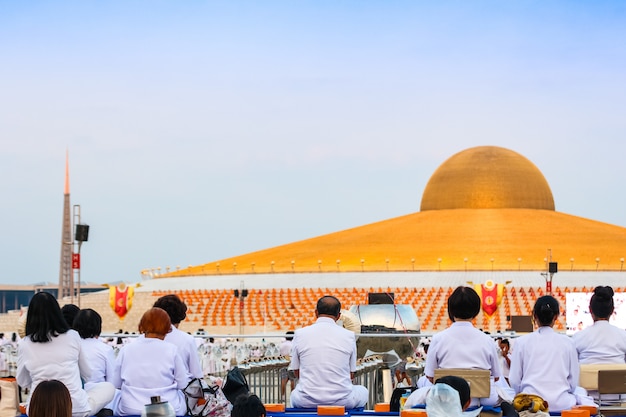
top-left (0, 285), bottom-right (584, 335)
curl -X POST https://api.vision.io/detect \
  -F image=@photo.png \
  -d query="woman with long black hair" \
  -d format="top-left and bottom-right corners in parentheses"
top-left (17, 292), bottom-right (115, 417)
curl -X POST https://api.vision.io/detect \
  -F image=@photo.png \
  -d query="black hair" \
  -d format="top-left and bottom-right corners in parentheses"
top-left (153, 294), bottom-right (187, 325)
top-left (500, 338), bottom-right (510, 347)
top-left (231, 393), bottom-right (265, 417)
top-left (61, 304), bottom-right (80, 327)
top-left (533, 295), bottom-right (560, 326)
top-left (590, 286), bottom-right (615, 319)
top-left (317, 295), bottom-right (341, 317)
top-left (72, 308), bottom-right (102, 339)
top-left (447, 286), bottom-right (481, 321)
top-left (285, 330), bottom-right (294, 341)
top-left (434, 375), bottom-right (470, 410)
top-left (26, 292), bottom-right (70, 343)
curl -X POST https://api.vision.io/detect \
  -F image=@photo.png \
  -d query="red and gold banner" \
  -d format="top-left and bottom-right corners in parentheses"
top-left (474, 280), bottom-right (504, 317)
top-left (109, 284), bottom-right (135, 320)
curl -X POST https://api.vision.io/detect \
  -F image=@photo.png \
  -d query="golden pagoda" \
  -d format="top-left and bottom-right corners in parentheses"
top-left (165, 146), bottom-right (626, 276)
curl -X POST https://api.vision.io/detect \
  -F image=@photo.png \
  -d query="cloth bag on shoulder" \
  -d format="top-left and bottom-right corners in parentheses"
top-left (0, 377), bottom-right (20, 417)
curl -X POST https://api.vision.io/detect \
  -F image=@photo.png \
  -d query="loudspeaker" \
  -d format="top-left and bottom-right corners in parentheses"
top-left (511, 315), bottom-right (533, 332)
top-left (549, 262), bottom-right (558, 273)
top-left (75, 224), bottom-right (89, 242)
top-left (368, 292), bottom-right (394, 304)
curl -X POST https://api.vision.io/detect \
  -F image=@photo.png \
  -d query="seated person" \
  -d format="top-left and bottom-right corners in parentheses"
top-left (423, 286), bottom-right (513, 407)
top-left (72, 309), bottom-right (116, 390)
top-left (289, 295), bottom-right (368, 409)
top-left (231, 393), bottom-right (266, 417)
top-left (509, 296), bottom-right (595, 412)
top-left (17, 292), bottom-right (115, 417)
top-left (153, 294), bottom-right (203, 379)
top-left (28, 379), bottom-right (72, 417)
top-left (111, 308), bottom-right (190, 416)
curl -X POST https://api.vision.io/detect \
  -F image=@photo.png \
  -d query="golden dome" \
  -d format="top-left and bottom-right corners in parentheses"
top-left (163, 146), bottom-right (626, 275)
top-left (420, 146), bottom-right (555, 211)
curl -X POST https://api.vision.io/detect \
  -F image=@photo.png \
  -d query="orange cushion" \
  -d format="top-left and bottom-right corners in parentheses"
top-left (374, 403), bottom-right (390, 412)
top-left (265, 404), bottom-right (286, 412)
top-left (401, 409), bottom-right (427, 417)
top-left (562, 410), bottom-right (590, 417)
top-left (317, 406), bottom-right (345, 415)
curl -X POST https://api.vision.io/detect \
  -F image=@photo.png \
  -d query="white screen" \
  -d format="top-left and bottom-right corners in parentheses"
top-left (566, 292), bottom-right (626, 335)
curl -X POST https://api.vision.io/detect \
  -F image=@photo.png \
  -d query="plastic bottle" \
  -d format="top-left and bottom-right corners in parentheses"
top-left (141, 396), bottom-right (175, 417)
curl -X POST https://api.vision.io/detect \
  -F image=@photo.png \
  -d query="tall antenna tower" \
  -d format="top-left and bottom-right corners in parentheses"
top-left (58, 151), bottom-right (73, 299)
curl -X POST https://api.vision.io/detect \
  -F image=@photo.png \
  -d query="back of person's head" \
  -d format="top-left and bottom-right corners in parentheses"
top-left (72, 308), bottom-right (102, 339)
top-left (316, 295), bottom-right (341, 317)
top-left (153, 294), bottom-right (187, 325)
top-left (533, 295), bottom-right (560, 326)
top-left (231, 393), bottom-right (265, 417)
top-left (138, 307), bottom-right (172, 336)
top-left (590, 286), bottom-right (615, 319)
top-left (61, 304), bottom-right (80, 327)
top-left (29, 379), bottom-right (72, 417)
top-left (26, 292), bottom-right (69, 343)
top-left (426, 383), bottom-right (463, 417)
top-left (434, 375), bottom-right (471, 410)
top-left (447, 286), bottom-right (481, 321)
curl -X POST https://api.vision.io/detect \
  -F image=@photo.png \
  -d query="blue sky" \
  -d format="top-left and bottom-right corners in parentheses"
top-left (1, 1), bottom-right (626, 285)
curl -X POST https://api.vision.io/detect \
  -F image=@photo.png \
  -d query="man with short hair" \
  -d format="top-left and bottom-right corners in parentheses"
top-left (289, 296), bottom-right (368, 408)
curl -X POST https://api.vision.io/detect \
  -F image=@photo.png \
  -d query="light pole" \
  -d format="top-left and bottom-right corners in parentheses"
top-left (540, 249), bottom-right (557, 295)
top-left (73, 205), bottom-right (89, 307)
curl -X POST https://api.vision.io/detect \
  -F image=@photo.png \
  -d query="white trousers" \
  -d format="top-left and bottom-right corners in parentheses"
top-left (78, 382), bottom-right (116, 417)
top-left (290, 384), bottom-right (369, 409)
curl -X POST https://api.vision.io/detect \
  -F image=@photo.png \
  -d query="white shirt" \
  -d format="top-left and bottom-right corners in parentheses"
top-left (509, 326), bottom-right (579, 412)
top-left (424, 322), bottom-right (501, 379)
top-left (498, 351), bottom-right (510, 378)
top-left (289, 317), bottom-right (358, 407)
top-left (112, 336), bottom-right (189, 416)
top-left (164, 325), bottom-right (203, 379)
top-left (572, 320), bottom-right (626, 364)
top-left (81, 337), bottom-right (116, 389)
top-left (17, 330), bottom-right (93, 416)
top-left (280, 339), bottom-right (293, 357)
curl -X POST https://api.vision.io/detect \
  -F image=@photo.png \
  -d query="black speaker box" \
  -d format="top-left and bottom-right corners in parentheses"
top-left (75, 224), bottom-right (89, 242)
top-left (549, 262), bottom-right (558, 273)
